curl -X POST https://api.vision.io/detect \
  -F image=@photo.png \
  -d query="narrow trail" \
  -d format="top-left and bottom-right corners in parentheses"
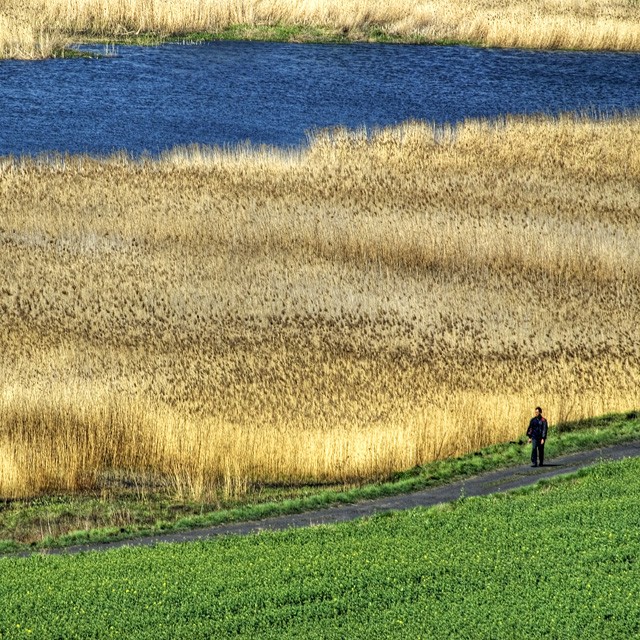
top-left (8, 440), bottom-right (640, 558)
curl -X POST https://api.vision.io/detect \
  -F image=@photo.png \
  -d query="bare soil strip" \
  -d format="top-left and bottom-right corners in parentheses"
top-left (8, 440), bottom-right (640, 558)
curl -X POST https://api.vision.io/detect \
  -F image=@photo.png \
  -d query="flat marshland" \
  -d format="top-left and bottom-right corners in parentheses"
top-left (1, 115), bottom-right (639, 505)
top-left (1, 0), bottom-right (640, 58)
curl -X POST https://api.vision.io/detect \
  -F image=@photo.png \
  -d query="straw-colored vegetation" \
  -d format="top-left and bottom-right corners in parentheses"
top-left (1, 114), bottom-right (639, 500)
top-left (1, 0), bottom-right (639, 58)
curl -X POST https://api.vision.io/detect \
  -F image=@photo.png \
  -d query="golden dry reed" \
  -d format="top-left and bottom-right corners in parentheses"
top-left (2, 0), bottom-right (640, 58)
top-left (1, 114), bottom-right (640, 499)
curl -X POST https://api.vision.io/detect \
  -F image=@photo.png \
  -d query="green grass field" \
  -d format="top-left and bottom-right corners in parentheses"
top-left (1, 455), bottom-right (639, 639)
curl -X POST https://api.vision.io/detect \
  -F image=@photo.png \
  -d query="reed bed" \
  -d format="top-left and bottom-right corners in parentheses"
top-left (1, 114), bottom-right (639, 499)
top-left (1, 0), bottom-right (639, 58)
top-left (0, 9), bottom-right (67, 59)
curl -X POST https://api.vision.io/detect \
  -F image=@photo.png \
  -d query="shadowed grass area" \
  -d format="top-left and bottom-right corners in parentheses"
top-left (0, 411), bottom-right (637, 555)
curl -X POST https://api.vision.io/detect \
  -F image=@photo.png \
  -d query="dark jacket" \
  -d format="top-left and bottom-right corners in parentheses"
top-left (527, 416), bottom-right (548, 440)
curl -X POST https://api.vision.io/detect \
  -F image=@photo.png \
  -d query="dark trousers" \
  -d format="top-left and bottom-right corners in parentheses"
top-left (531, 438), bottom-right (544, 466)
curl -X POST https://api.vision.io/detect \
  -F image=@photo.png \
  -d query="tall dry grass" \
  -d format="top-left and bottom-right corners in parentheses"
top-left (1, 114), bottom-right (639, 499)
top-left (0, 6), bottom-right (67, 59)
top-left (1, 0), bottom-right (639, 57)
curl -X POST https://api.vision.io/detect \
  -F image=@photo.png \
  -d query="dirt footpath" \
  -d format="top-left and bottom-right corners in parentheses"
top-left (14, 440), bottom-right (640, 557)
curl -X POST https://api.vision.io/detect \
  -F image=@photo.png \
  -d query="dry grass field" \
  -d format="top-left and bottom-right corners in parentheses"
top-left (1, 114), bottom-right (639, 500)
top-left (1, 0), bottom-right (639, 58)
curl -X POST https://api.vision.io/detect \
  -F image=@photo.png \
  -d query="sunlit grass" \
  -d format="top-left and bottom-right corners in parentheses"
top-left (1, 411), bottom-right (638, 551)
top-left (1, 114), bottom-right (639, 500)
top-left (1, 0), bottom-right (639, 58)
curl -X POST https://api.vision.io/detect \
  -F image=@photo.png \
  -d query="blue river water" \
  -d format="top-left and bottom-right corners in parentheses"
top-left (0, 41), bottom-right (639, 156)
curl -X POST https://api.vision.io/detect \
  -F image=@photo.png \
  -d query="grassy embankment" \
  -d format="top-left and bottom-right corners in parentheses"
top-left (1, 114), bottom-right (639, 532)
top-left (0, 411), bottom-right (638, 553)
top-left (1, 456), bottom-right (640, 638)
top-left (1, 0), bottom-right (640, 58)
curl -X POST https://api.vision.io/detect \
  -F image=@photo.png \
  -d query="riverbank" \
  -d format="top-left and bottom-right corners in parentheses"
top-left (77, 24), bottom-right (482, 49)
top-left (2, 0), bottom-right (639, 59)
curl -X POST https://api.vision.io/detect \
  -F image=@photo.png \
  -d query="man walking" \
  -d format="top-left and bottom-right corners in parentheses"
top-left (527, 406), bottom-right (548, 467)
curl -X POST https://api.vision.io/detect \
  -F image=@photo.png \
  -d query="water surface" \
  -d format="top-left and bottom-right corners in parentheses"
top-left (0, 41), bottom-right (639, 155)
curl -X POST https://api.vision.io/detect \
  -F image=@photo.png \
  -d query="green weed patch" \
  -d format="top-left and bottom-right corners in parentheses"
top-left (1, 457), bottom-right (640, 638)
